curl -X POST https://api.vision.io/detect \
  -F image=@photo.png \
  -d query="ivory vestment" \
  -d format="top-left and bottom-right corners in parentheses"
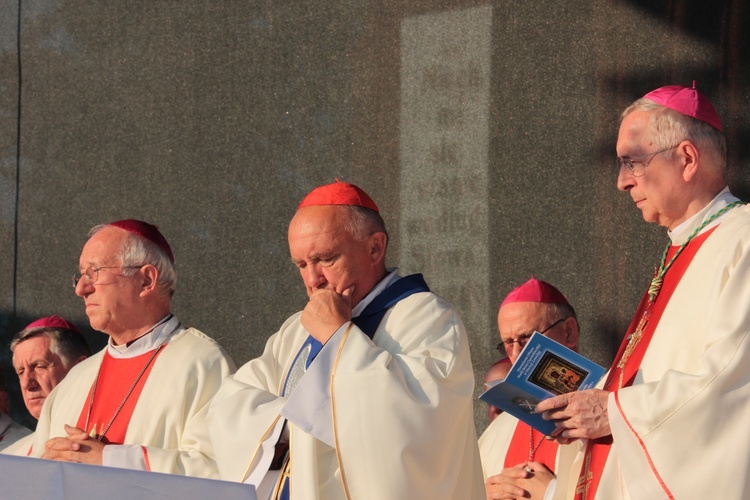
top-left (557, 196), bottom-right (750, 499)
top-left (208, 284), bottom-right (484, 499)
top-left (32, 323), bottom-right (235, 478)
top-left (479, 412), bottom-right (516, 478)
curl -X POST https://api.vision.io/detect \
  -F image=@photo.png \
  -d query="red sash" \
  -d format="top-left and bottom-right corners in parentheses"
top-left (504, 421), bottom-right (558, 472)
top-left (76, 348), bottom-right (165, 444)
top-left (575, 227), bottom-right (716, 499)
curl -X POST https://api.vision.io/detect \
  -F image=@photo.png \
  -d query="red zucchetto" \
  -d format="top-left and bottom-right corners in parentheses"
top-left (24, 315), bottom-right (81, 333)
top-left (642, 81), bottom-right (722, 132)
top-left (108, 219), bottom-right (175, 263)
top-left (297, 179), bottom-right (379, 213)
top-left (500, 278), bottom-right (570, 308)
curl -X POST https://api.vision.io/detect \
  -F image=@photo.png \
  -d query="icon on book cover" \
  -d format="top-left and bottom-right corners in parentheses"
top-left (529, 352), bottom-right (587, 395)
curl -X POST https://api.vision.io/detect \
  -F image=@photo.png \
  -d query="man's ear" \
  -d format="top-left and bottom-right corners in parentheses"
top-left (563, 317), bottom-right (579, 351)
top-left (368, 232), bottom-right (387, 265)
top-left (679, 140), bottom-right (700, 182)
top-left (139, 264), bottom-right (160, 296)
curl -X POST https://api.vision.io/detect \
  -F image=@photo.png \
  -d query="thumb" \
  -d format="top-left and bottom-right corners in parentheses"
top-left (342, 285), bottom-right (355, 305)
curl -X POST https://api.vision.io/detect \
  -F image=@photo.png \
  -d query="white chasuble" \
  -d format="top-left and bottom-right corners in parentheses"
top-left (555, 200), bottom-right (750, 500)
top-left (33, 323), bottom-right (235, 478)
top-left (208, 285), bottom-right (484, 499)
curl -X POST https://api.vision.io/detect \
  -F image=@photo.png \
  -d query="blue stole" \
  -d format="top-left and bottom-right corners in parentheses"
top-left (282, 274), bottom-right (430, 396)
top-left (278, 274), bottom-right (430, 499)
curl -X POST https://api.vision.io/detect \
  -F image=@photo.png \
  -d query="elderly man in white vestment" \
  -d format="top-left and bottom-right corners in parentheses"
top-left (207, 180), bottom-right (484, 499)
top-left (33, 219), bottom-right (235, 477)
top-left (497, 83), bottom-right (750, 500)
top-left (1, 315), bottom-right (90, 456)
top-left (481, 278), bottom-right (579, 499)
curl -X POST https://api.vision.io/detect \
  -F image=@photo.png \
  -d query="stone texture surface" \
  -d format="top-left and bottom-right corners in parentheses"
top-left (1, 0), bottom-right (748, 432)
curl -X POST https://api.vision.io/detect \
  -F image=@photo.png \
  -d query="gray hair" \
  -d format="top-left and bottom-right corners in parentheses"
top-left (621, 99), bottom-right (727, 173)
top-left (89, 224), bottom-right (177, 296)
top-left (341, 206), bottom-right (389, 246)
top-left (540, 302), bottom-right (578, 324)
top-left (11, 327), bottom-right (92, 368)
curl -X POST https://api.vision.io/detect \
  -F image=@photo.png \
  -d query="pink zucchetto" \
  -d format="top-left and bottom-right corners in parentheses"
top-left (642, 81), bottom-right (722, 132)
top-left (500, 278), bottom-right (570, 309)
top-left (297, 179), bottom-right (379, 213)
top-left (108, 219), bottom-right (174, 263)
top-left (24, 315), bottom-right (81, 334)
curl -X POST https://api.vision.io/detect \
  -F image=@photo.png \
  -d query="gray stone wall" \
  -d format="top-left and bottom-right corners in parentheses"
top-left (1, 0), bottom-right (748, 433)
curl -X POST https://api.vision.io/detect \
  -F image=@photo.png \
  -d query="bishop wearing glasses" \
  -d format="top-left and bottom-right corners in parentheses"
top-left (33, 219), bottom-right (235, 478)
top-left (481, 278), bottom-right (580, 499)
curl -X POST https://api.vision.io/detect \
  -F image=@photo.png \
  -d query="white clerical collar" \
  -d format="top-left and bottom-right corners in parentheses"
top-left (667, 186), bottom-right (738, 245)
top-left (351, 267), bottom-right (401, 318)
top-left (107, 314), bottom-right (182, 358)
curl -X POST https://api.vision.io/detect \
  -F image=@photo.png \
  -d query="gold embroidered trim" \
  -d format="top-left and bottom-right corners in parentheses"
top-left (240, 413), bottom-right (282, 483)
top-left (331, 323), bottom-right (355, 500)
top-left (242, 335), bottom-right (306, 483)
top-left (272, 431), bottom-right (291, 500)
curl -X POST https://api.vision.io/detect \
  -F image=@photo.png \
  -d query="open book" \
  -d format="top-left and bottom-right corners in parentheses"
top-left (479, 332), bottom-right (606, 435)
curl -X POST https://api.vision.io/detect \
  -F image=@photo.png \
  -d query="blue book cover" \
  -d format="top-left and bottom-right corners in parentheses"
top-left (479, 332), bottom-right (606, 435)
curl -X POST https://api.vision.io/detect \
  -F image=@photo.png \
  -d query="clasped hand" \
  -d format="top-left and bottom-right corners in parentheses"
top-left (301, 286), bottom-right (354, 343)
top-left (42, 424), bottom-right (105, 465)
top-left (485, 461), bottom-right (554, 499)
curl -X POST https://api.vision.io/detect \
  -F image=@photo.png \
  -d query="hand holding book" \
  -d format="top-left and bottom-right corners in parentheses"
top-left (479, 332), bottom-right (606, 435)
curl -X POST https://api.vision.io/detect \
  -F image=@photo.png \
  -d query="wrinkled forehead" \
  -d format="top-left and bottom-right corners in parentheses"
top-left (497, 301), bottom-right (551, 337)
top-left (79, 226), bottom-right (126, 267)
top-left (12, 334), bottom-right (54, 364)
top-left (617, 110), bottom-right (656, 154)
top-left (289, 206), bottom-right (350, 243)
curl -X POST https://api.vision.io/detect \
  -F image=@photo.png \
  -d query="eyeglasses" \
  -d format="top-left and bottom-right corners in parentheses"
top-left (496, 317), bottom-right (567, 355)
top-left (72, 265), bottom-right (144, 288)
top-left (616, 144), bottom-right (681, 177)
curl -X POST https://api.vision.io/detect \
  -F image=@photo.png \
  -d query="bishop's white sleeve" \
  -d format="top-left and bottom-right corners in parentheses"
top-left (280, 322), bottom-right (352, 448)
